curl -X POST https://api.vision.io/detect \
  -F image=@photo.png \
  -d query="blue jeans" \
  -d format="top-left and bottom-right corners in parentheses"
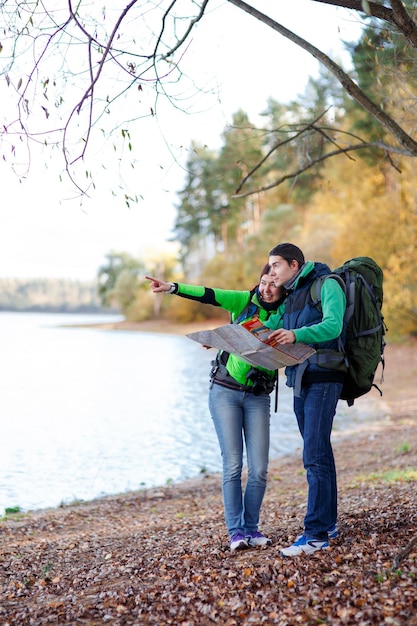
top-left (209, 383), bottom-right (271, 537)
top-left (293, 381), bottom-right (343, 540)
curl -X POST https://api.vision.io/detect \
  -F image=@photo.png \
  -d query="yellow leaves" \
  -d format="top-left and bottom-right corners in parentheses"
top-left (299, 154), bottom-right (417, 335)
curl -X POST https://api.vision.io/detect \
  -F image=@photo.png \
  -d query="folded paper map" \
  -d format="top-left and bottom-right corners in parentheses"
top-left (186, 319), bottom-right (315, 370)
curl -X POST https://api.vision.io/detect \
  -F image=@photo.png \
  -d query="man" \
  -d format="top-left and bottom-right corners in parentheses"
top-left (265, 243), bottom-right (346, 557)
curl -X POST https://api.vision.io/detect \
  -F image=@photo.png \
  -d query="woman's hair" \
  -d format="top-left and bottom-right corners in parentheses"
top-left (259, 262), bottom-right (271, 282)
top-left (268, 243), bottom-right (305, 267)
top-left (249, 263), bottom-right (272, 292)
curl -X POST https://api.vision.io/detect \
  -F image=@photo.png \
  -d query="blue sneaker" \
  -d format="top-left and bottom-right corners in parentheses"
top-left (280, 533), bottom-right (329, 557)
top-left (230, 532), bottom-right (249, 552)
top-left (327, 524), bottom-right (338, 539)
top-left (246, 531), bottom-right (272, 547)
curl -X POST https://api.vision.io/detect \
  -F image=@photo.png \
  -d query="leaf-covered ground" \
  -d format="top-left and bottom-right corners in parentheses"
top-left (1, 338), bottom-right (417, 625)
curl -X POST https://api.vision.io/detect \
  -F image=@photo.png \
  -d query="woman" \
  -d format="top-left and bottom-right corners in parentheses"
top-left (146, 265), bottom-right (284, 551)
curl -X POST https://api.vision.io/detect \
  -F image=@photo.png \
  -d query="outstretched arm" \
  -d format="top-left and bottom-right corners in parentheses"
top-left (145, 275), bottom-right (252, 311)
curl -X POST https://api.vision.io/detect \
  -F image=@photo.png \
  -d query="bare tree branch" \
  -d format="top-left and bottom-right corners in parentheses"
top-left (3, 0), bottom-right (417, 198)
top-left (1, 1), bottom-right (214, 195)
top-left (231, 139), bottom-right (408, 199)
top-left (311, 0), bottom-right (417, 48)
top-left (235, 110), bottom-right (330, 194)
top-left (227, 0), bottom-right (417, 156)
top-left (309, 0), bottom-right (395, 23)
top-left (389, 0), bottom-right (417, 48)
top-left (155, 0), bottom-right (211, 61)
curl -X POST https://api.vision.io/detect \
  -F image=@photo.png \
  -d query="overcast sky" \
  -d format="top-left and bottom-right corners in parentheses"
top-left (0, 0), bottom-right (362, 281)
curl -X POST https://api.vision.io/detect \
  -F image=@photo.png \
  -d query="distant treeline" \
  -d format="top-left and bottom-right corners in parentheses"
top-left (0, 278), bottom-right (116, 313)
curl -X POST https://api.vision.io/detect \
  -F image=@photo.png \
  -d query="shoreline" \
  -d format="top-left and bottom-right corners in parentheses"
top-left (14, 327), bottom-right (417, 516)
top-left (2, 335), bottom-right (417, 624)
top-left (5, 327), bottom-right (417, 518)
top-left (72, 316), bottom-right (229, 335)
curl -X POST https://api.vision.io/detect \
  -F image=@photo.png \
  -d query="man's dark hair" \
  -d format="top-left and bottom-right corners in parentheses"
top-left (269, 243), bottom-right (305, 267)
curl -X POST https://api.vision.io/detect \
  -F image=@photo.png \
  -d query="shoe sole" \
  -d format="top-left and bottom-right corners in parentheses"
top-left (230, 541), bottom-right (249, 552)
top-left (248, 539), bottom-right (272, 547)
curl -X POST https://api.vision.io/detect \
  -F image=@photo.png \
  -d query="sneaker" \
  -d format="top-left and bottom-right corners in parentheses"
top-left (246, 531), bottom-right (272, 547)
top-left (230, 532), bottom-right (249, 551)
top-left (327, 524), bottom-right (338, 539)
top-left (280, 533), bottom-right (329, 557)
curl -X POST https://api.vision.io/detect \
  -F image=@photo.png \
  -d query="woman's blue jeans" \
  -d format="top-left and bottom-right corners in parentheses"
top-left (294, 381), bottom-right (343, 540)
top-left (209, 383), bottom-right (271, 537)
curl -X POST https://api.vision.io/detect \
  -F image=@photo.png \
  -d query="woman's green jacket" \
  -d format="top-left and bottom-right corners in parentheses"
top-left (174, 282), bottom-right (281, 386)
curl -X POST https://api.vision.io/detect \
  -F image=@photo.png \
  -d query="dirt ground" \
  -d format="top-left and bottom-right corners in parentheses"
top-left (1, 332), bottom-right (417, 625)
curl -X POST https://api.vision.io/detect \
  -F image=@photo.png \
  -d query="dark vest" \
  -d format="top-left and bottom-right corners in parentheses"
top-left (283, 263), bottom-right (346, 389)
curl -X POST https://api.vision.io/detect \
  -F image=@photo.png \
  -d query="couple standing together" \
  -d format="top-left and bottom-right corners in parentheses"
top-left (146, 242), bottom-right (346, 557)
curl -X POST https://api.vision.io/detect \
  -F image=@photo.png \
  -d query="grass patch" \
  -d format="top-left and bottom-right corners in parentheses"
top-left (352, 467), bottom-right (417, 486)
top-left (1, 506), bottom-right (24, 521)
top-left (395, 441), bottom-right (411, 455)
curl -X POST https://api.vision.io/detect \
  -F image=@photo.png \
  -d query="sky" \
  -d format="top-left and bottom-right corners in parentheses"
top-left (0, 0), bottom-right (363, 281)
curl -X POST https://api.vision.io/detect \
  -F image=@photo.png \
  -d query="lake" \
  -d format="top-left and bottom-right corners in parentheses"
top-left (0, 312), bottom-right (374, 514)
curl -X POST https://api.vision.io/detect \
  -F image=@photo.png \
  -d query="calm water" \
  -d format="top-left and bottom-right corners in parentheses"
top-left (0, 312), bottom-right (374, 513)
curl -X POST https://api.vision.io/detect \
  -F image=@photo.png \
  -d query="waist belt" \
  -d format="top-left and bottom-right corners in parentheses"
top-left (212, 379), bottom-right (260, 393)
top-left (294, 351), bottom-right (347, 397)
top-left (210, 352), bottom-right (275, 395)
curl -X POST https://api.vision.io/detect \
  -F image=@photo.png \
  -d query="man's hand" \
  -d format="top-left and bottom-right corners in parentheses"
top-left (268, 328), bottom-right (296, 345)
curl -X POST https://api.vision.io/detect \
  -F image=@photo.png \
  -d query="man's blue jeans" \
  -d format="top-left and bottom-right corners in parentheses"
top-left (294, 381), bottom-right (343, 540)
top-left (209, 383), bottom-right (270, 537)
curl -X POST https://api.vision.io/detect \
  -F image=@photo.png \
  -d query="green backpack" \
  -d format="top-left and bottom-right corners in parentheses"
top-left (310, 257), bottom-right (387, 406)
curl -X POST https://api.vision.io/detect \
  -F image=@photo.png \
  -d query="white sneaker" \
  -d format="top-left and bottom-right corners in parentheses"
top-left (280, 534), bottom-right (329, 557)
top-left (327, 524), bottom-right (338, 539)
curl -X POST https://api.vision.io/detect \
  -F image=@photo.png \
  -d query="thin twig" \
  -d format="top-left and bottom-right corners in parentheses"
top-left (392, 534), bottom-right (417, 571)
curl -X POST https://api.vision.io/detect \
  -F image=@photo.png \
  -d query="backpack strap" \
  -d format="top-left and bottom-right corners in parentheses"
top-left (354, 273), bottom-right (384, 337)
top-left (310, 274), bottom-right (347, 309)
top-left (294, 273), bottom-right (349, 398)
top-left (233, 294), bottom-right (259, 325)
top-left (310, 272), bottom-right (347, 348)
top-left (293, 349), bottom-right (347, 397)
top-left (341, 272), bottom-right (355, 326)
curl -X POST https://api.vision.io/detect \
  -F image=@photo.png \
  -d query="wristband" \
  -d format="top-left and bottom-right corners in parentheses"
top-left (167, 282), bottom-right (176, 294)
